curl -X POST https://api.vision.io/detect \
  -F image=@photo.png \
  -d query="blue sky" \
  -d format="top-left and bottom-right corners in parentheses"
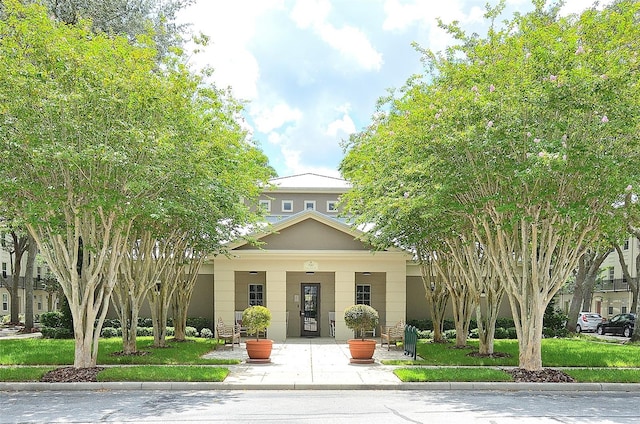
top-left (178, 0), bottom-right (608, 178)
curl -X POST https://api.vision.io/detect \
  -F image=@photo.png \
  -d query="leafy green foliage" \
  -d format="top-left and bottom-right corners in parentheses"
top-left (344, 304), bottom-right (379, 340)
top-left (242, 305), bottom-right (272, 340)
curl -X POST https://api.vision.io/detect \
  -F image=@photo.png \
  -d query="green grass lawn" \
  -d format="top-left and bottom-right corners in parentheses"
top-left (0, 337), bottom-right (236, 382)
top-left (389, 337), bottom-right (640, 383)
top-left (0, 367), bottom-right (56, 382)
top-left (384, 337), bottom-right (640, 368)
top-left (0, 337), bottom-right (239, 366)
top-left (394, 367), bottom-right (513, 382)
top-left (3, 335), bottom-right (640, 383)
top-left (98, 366), bottom-right (229, 382)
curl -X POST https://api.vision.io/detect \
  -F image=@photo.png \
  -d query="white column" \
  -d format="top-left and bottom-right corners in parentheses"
top-left (266, 270), bottom-right (287, 342)
top-left (334, 271), bottom-right (355, 340)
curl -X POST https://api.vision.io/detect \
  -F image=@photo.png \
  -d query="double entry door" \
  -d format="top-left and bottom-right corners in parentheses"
top-left (300, 283), bottom-right (320, 337)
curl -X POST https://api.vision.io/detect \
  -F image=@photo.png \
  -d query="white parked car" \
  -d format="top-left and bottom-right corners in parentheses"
top-left (576, 312), bottom-right (603, 333)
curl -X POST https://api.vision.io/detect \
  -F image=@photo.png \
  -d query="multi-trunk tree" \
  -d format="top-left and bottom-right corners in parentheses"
top-left (0, 1), bottom-right (271, 367)
top-left (341, 0), bottom-right (640, 370)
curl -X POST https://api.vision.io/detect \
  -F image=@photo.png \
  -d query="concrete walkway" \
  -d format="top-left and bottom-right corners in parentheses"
top-left (203, 338), bottom-right (409, 388)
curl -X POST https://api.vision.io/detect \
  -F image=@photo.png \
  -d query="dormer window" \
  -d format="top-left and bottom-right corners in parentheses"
top-left (282, 200), bottom-right (293, 213)
top-left (304, 200), bottom-right (316, 211)
top-left (327, 201), bottom-right (338, 212)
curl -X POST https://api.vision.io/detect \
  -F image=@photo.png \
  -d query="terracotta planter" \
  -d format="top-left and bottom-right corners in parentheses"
top-left (347, 339), bottom-right (376, 364)
top-left (245, 339), bottom-right (273, 363)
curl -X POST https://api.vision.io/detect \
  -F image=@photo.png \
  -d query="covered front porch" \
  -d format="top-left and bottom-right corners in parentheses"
top-left (212, 251), bottom-right (408, 342)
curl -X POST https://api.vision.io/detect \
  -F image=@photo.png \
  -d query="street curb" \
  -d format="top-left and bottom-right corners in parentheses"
top-left (2, 381), bottom-right (640, 392)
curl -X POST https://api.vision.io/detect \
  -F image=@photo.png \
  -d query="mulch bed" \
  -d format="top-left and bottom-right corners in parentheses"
top-left (110, 350), bottom-right (150, 357)
top-left (467, 351), bottom-right (511, 358)
top-left (505, 368), bottom-right (576, 383)
top-left (41, 367), bottom-right (105, 383)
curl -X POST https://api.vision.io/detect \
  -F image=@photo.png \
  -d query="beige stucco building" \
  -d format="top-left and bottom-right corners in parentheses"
top-left (190, 173), bottom-right (420, 341)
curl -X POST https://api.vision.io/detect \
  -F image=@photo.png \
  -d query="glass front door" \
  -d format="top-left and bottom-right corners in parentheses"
top-left (301, 283), bottom-right (320, 337)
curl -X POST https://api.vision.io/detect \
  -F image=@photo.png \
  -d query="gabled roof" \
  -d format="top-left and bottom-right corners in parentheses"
top-left (228, 209), bottom-right (366, 251)
top-left (267, 173), bottom-right (351, 192)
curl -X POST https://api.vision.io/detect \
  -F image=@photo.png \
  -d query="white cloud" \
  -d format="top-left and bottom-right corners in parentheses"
top-left (318, 24), bottom-right (383, 71)
top-left (282, 146), bottom-right (342, 178)
top-left (252, 103), bottom-right (303, 134)
top-left (326, 114), bottom-right (356, 137)
top-left (178, 0), bottom-right (283, 100)
top-left (290, 0), bottom-right (383, 71)
top-left (290, 0), bottom-right (331, 29)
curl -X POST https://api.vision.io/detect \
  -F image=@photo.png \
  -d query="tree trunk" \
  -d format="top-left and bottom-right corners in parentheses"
top-left (8, 232), bottom-right (28, 324)
top-left (24, 235), bottom-right (37, 331)
top-left (475, 209), bottom-right (593, 371)
top-left (171, 256), bottom-right (204, 342)
top-left (418, 258), bottom-right (449, 343)
top-left (112, 231), bottom-right (165, 354)
top-left (172, 295), bottom-right (187, 341)
top-left (149, 289), bottom-right (170, 347)
top-left (567, 249), bottom-right (609, 332)
top-left (515, 302), bottom-right (545, 370)
top-left (26, 208), bottom-right (127, 368)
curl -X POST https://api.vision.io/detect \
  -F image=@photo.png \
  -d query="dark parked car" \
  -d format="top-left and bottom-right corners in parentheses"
top-left (596, 313), bottom-right (636, 337)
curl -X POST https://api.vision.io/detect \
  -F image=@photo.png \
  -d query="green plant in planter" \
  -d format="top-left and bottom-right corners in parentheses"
top-left (344, 304), bottom-right (379, 340)
top-left (242, 305), bottom-right (272, 341)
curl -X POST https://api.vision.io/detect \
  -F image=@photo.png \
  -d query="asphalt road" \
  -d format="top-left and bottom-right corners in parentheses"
top-left (1, 389), bottom-right (638, 423)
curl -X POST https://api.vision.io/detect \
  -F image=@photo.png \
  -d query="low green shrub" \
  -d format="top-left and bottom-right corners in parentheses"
top-left (102, 318), bottom-right (121, 328)
top-left (494, 327), bottom-right (509, 339)
top-left (135, 327), bottom-right (153, 337)
top-left (138, 317), bottom-right (153, 327)
top-left (186, 317), bottom-right (211, 333)
top-left (443, 329), bottom-right (457, 340)
top-left (200, 328), bottom-right (213, 338)
top-left (41, 327), bottom-right (73, 339)
top-left (185, 326), bottom-right (198, 337)
top-left (417, 329), bottom-right (432, 339)
top-left (166, 327), bottom-right (175, 336)
top-left (101, 327), bottom-right (119, 338)
top-left (39, 311), bottom-right (63, 328)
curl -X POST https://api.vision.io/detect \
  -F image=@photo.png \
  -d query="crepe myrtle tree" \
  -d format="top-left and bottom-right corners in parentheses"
top-left (342, 0), bottom-right (640, 370)
top-left (0, 2), bottom-right (271, 367)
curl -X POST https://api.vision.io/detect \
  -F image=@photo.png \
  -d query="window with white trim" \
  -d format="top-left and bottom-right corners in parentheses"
top-left (282, 200), bottom-right (293, 213)
top-left (356, 284), bottom-right (371, 306)
top-left (609, 268), bottom-right (614, 281)
top-left (249, 284), bottom-right (264, 306)
top-left (2, 293), bottom-right (7, 311)
top-left (624, 239), bottom-right (630, 250)
top-left (304, 200), bottom-right (316, 211)
top-left (259, 199), bottom-right (271, 212)
top-left (1, 262), bottom-right (6, 279)
top-left (327, 201), bottom-right (338, 212)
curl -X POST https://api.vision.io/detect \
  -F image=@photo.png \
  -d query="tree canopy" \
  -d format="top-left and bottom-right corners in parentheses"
top-left (341, 0), bottom-right (640, 370)
top-left (0, 0), bottom-right (272, 366)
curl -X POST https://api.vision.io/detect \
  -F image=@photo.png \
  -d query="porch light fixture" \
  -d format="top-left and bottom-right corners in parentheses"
top-left (362, 272), bottom-right (372, 276)
top-left (306, 271), bottom-right (315, 275)
top-left (249, 271), bottom-right (258, 275)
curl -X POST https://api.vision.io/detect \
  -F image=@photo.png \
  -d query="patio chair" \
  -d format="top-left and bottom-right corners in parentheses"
top-left (380, 321), bottom-right (405, 350)
top-left (216, 317), bottom-right (241, 349)
top-left (328, 311), bottom-right (336, 337)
